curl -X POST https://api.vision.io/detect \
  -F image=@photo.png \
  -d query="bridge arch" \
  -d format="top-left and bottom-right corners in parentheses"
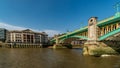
top-left (59, 35), bottom-right (89, 43)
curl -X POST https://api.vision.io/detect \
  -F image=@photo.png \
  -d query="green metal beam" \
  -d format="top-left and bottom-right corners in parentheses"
top-left (99, 28), bottom-right (120, 40)
top-left (97, 16), bottom-right (120, 27)
top-left (59, 35), bottom-right (89, 43)
top-left (50, 39), bottom-right (55, 42)
top-left (58, 26), bottom-right (88, 39)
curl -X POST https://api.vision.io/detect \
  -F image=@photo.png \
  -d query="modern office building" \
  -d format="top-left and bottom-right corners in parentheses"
top-left (0, 28), bottom-right (7, 42)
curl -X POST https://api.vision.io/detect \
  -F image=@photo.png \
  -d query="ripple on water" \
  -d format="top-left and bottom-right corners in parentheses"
top-left (114, 65), bottom-right (120, 68)
top-left (114, 58), bottom-right (120, 68)
top-left (0, 48), bottom-right (119, 68)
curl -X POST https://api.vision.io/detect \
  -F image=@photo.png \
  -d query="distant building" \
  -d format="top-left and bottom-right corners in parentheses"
top-left (6, 29), bottom-right (48, 45)
top-left (34, 32), bottom-right (48, 44)
top-left (0, 28), bottom-right (7, 42)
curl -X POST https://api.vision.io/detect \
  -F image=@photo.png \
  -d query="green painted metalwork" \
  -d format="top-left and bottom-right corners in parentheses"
top-left (50, 39), bottom-right (55, 42)
top-left (59, 35), bottom-right (89, 43)
top-left (97, 16), bottom-right (120, 27)
top-left (115, 12), bottom-right (120, 18)
top-left (51, 12), bottom-right (120, 43)
top-left (57, 26), bottom-right (88, 40)
top-left (99, 28), bottom-right (120, 40)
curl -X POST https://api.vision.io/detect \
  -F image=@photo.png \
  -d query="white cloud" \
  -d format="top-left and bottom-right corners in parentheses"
top-left (0, 22), bottom-right (27, 30)
top-left (42, 30), bottom-right (60, 37)
top-left (0, 22), bottom-right (60, 37)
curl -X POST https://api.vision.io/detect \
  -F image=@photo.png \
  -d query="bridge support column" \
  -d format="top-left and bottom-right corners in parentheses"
top-left (83, 17), bottom-right (99, 55)
top-left (83, 17), bottom-right (118, 56)
top-left (83, 41), bottom-right (99, 55)
top-left (83, 41), bottom-right (118, 56)
top-left (53, 37), bottom-right (65, 48)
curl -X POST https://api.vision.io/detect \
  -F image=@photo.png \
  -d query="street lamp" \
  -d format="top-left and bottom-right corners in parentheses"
top-left (114, 2), bottom-right (120, 17)
top-left (80, 22), bottom-right (83, 28)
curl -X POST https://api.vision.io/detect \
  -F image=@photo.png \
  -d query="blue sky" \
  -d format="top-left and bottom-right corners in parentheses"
top-left (0, 0), bottom-right (119, 36)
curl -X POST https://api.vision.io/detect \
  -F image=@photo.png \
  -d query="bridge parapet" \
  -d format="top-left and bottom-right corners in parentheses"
top-left (98, 21), bottom-right (120, 39)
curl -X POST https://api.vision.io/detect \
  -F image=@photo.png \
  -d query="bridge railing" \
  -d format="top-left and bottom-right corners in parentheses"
top-left (97, 16), bottom-right (114, 25)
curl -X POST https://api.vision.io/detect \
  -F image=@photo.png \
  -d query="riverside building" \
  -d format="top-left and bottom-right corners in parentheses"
top-left (6, 29), bottom-right (48, 46)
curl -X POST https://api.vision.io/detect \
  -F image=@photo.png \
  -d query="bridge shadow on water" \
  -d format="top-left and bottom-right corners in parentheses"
top-left (61, 44), bottom-right (84, 49)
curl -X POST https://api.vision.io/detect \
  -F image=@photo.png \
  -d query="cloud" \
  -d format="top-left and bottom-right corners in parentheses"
top-left (0, 22), bottom-right (27, 30)
top-left (0, 22), bottom-right (60, 37)
top-left (42, 30), bottom-right (60, 37)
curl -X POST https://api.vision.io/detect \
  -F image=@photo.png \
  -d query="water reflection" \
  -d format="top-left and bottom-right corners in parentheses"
top-left (0, 48), bottom-right (119, 68)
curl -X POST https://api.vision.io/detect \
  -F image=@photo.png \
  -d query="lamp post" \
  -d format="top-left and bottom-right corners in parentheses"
top-left (114, 2), bottom-right (120, 13)
top-left (80, 22), bottom-right (83, 28)
top-left (114, 2), bottom-right (120, 17)
top-left (65, 30), bottom-right (69, 44)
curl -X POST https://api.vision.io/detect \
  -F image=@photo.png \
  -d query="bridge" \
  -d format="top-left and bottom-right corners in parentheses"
top-left (51, 12), bottom-right (120, 56)
top-left (51, 12), bottom-right (120, 43)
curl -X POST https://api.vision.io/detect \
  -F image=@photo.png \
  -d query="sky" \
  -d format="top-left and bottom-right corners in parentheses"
top-left (0, 0), bottom-right (119, 36)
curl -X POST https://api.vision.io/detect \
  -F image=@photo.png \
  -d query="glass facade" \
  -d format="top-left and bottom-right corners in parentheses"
top-left (0, 28), bottom-right (7, 42)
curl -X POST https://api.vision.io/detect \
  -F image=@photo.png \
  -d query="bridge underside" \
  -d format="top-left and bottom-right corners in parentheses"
top-left (57, 31), bottom-right (120, 49)
top-left (100, 32), bottom-right (120, 48)
top-left (62, 37), bottom-right (86, 45)
top-left (62, 37), bottom-right (79, 44)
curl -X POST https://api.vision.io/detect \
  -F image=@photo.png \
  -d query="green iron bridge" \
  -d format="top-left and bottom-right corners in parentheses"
top-left (51, 12), bottom-right (120, 45)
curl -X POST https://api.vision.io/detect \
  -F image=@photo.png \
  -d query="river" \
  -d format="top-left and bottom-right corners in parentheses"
top-left (0, 48), bottom-right (119, 68)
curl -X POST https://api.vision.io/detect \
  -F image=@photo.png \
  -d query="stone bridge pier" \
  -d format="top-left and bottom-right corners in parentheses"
top-left (83, 17), bottom-right (118, 56)
top-left (53, 36), bottom-right (65, 48)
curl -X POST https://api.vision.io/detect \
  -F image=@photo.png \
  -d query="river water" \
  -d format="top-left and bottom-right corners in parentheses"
top-left (0, 48), bottom-right (120, 68)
